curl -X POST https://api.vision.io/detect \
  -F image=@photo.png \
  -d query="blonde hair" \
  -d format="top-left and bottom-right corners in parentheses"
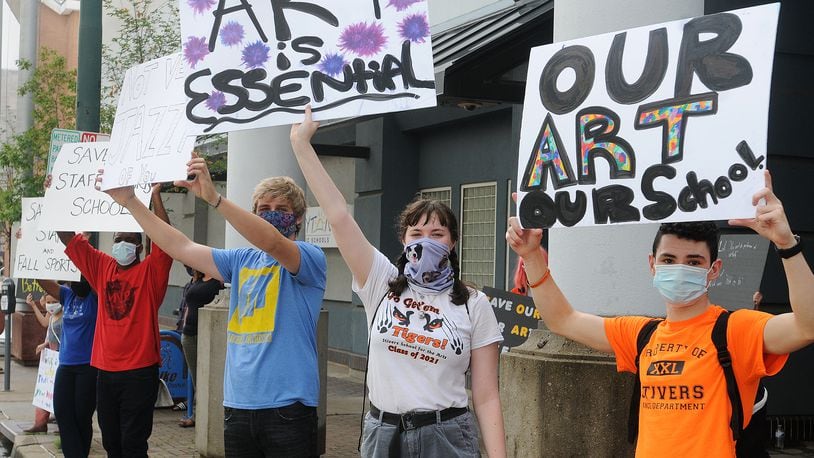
top-left (251, 176), bottom-right (306, 217)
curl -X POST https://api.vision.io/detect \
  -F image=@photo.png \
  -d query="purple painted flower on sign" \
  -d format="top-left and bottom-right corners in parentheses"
top-left (387, 0), bottom-right (421, 12)
top-left (187, 0), bottom-right (216, 15)
top-left (220, 21), bottom-right (244, 47)
top-left (339, 22), bottom-right (387, 57)
top-left (242, 41), bottom-right (270, 69)
top-left (318, 53), bottom-right (346, 77)
top-left (183, 36), bottom-right (209, 68)
top-left (398, 13), bottom-right (429, 43)
top-left (205, 91), bottom-right (226, 112)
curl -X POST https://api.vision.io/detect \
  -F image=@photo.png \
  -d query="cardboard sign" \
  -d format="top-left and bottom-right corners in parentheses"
top-left (32, 348), bottom-right (59, 413)
top-left (180, 0), bottom-right (436, 133)
top-left (101, 53), bottom-right (197, 190)
top-left (708, 233), bottom-right (770, 310)
top-left (483, 286), bottom-right (539, 350)
top-left (48, 129), bottom-right (110, 174)
top-left (39, 142), bottom-right (152, 232)
top-left (516, 4), bottom-right (779, 228)
top-left (14, 198), bottom-right (80, 281)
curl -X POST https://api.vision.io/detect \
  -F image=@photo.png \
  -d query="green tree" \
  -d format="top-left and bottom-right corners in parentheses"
top-left (100, 0), bottom-right (180, 132)
top-left (0, 48), bottom-right (77, 269)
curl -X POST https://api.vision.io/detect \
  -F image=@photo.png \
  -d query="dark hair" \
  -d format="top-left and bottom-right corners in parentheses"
top-left (652, 222), bottom-right (720, 262)
top-left (388, 199), bottom-right (471, 305)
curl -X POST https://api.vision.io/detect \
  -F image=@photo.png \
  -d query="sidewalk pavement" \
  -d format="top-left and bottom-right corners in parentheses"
top-left (0, 357), bottom-right (364, 457)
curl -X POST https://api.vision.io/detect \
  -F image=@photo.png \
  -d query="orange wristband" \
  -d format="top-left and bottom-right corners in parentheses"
top-left (527, 268), bottom-right (551, 289)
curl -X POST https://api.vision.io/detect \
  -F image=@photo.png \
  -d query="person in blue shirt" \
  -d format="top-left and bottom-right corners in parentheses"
top-left (36, 273), bottom-right (98, 457)
top-left (98, 155), bottom-right (327, 457)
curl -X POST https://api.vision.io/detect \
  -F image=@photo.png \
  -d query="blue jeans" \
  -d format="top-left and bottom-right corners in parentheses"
top-left (361, 409), bottom-right (481, 457)
top-left (223, 402), bottom-right (318, 457)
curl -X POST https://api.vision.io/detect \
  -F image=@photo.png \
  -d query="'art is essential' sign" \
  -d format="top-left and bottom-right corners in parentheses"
top-left (180, 0), bottom-right (436, 133)
top-left (516, 4), bottom-right (779, 229)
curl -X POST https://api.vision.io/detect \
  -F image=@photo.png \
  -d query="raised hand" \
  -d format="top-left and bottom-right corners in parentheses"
top-left (506, 215), bottom-right (545, 260)
top-left (94, 168), bottom-right (136, 206)
top-left (26, 293), bottom-right (35, 306)
top-left (729, 170), bottom-right (796, 248)
top-left (290, 105), bottom-right (320, 147)
top-left (173, 152), bottom-right (219, 206)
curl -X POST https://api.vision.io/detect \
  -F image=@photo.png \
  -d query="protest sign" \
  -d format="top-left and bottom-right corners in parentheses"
top-left (39, 142), bottom-right (152, 232)
top-left (48, 129), bottom-right (110, 175)
top-left (14, 198), bottom-right (80, 282)
top-left (708, 233), bottom-right (770, 309)
top-left (101, 53), bottom-right (197, 190)
top-left (32, 348), bottom-right (59, 413)
top-left (483, 287), bottom-right (539, 350)
top-left (180, 0), bottom-right (436, 133)
top-left (516, 4), bottom-right (779, 228)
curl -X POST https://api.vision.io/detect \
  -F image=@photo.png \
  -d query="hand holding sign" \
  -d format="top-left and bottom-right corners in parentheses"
top-left (729, 170), bottom-right (796, 249)
top-left (94, 169), bottom-right (138, 208)
top-left (290, 105), bottom-right (320, 147)
top-left (173, 153), bottom-right (220, 207)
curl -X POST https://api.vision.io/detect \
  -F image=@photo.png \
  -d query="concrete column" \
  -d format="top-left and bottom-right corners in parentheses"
top-left (225, 126), bottom-right (304, 249)
top-left (196, 296), bottom-right (228, 457)
top-left (500, 1), bottom-right (704, 455)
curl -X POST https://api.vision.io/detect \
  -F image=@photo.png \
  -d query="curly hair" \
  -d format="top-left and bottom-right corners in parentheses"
top-left (388, 198), bottom-right (471, 305)
top-left (652, 222), bottom-right (720, 262)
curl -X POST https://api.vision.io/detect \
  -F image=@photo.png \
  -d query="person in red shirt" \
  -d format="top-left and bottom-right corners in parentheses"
top-left (507, 171), bottom-right (814, 457)
top-left (56, 185), bottom-right (172, 457)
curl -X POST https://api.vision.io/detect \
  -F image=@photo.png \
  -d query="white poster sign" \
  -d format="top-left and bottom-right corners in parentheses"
top-left (48, 129), bottom-right (110, 174)
top-left (516, 4), bottom-right (779, 228)
top-left (304, 205), bottom-right (352, 248)
top-left (32, 348), bottom-right (59, 413)
top-left (180, 0), bottom-right (436, 134)
top-left (39, 142), bottom-right (152, 232)
top-left (101, 53), bottom-right (197, 190)
top-left (14, 198), bottom-right (80, 281)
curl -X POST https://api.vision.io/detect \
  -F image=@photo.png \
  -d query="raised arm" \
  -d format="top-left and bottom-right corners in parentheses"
top-left (35, 279), bottom-right (61, 300)
top-left (150, 183), bottom-right (170, 224)
top-left (731, 170), bottom-right (814, 354)
top-left (506, 212), bottom-right (611, 353)
top-left (174, 155), bottom-right (303, 275)
top-left (27, 293), bottom-right (50, 328)
top-left (290, 106), bottom-right (375, 286)
top-left (99, 182), bottom-right (222, 282)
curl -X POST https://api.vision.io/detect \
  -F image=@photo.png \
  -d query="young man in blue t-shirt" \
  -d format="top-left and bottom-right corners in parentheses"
top-left (100, 155), bottom-right (327, 456)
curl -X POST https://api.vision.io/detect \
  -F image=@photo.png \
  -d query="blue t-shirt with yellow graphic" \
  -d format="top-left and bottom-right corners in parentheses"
top-left (212, 242), bottom-right (326, 409)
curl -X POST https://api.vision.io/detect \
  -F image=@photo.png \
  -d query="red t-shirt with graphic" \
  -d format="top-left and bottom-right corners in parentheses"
top-left (65, 234), bottom-right (173, 372)
top-left (605, 305), bottom-right (788, 457)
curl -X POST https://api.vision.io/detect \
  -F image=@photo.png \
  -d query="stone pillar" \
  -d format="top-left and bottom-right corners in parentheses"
top-left (11, 312), bottom-right (46, 366)
top-left (500, 0), bottom-right (705, 455)
top-left (196, 295), bottom-right (228, 457)
top-left (501, 326), bottom-right (634, 457)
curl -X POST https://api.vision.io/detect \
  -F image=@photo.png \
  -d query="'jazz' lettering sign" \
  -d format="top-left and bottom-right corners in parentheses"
top-left (516, 4), bottom-right (779, 228)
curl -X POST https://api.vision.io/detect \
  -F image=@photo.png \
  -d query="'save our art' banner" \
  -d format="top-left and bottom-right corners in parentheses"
top-left (180, 0), bottom-right (436, 134)
top-left (516, 4), bottom-right (779, 229)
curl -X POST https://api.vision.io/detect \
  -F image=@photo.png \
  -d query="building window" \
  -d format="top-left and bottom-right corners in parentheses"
top-left (460, 182), bottom-right (496, 288)
top-left (419, 187), bottom-right (451, 207)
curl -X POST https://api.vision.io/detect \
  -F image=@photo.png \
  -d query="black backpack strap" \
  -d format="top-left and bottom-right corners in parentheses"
top-left (712, 310), bottom-right (744, 442)
top-left (627, 319), bottom-right (662, 444)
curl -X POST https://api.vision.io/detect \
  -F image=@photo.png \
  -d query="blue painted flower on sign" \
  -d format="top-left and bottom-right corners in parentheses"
top-left (187, 0), bottom-right (216, 15)
top-left (183, 36), bottom-right (209, 68)
top-left (318, 53), bottom-right (347, 76)
top-left (399, 13), bottom-right (429, 43)
top-left (205, 91), bottom-right (227, 112)
top-left (220, 21), bottom-right (245, 47)
top-left (339, 22), bottom-right (387, 57)
top-left (387, 0), bottom-right (421, 12)
top-left (242, 41), bottom-right (270, 69)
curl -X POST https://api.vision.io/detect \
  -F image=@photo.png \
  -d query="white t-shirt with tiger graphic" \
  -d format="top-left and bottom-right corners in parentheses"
top-left (353, 250), bottom-right (503, 414)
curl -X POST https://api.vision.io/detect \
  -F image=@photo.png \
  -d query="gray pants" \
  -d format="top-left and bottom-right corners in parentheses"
top-left (181, 334), bottom-right (197, 387)
top-left (361, 409), bottom-right (480, 457)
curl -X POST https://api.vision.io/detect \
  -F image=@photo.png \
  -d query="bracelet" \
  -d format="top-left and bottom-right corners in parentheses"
top-left (210, 194), bottom-right (222, 209)
top-left (527, 268), bottom-right (551, 289)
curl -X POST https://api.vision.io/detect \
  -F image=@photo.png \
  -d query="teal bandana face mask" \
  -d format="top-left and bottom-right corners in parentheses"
top-left (652, 264), bottom-right (712, 304)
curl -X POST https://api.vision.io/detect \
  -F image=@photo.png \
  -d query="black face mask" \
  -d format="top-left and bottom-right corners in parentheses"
top-left (70, 277), bottom-right (92, 298)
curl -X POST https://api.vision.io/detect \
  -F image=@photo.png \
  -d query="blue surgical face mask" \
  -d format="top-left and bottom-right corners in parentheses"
top-left (652, 264), bottom-right (712, 304)
top-left (259, 210), bottom-right (299, 238)
top-left (111, 241), bottom-right (139, 266)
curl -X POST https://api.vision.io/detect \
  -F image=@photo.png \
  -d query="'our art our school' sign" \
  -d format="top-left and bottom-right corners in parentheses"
top-left (180, 0), bottom-right (436, 134)
top-left (516, 4), bottom-right (779, 229)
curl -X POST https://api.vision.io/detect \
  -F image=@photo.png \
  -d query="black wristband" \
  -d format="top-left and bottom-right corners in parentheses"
top-left (776, 235), bottom-right (803, 259)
